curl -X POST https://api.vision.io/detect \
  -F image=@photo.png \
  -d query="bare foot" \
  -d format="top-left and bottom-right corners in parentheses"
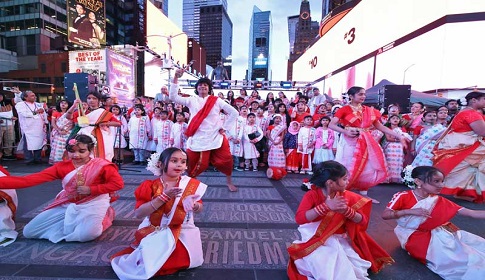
top-left (227, 183), bottom-right (238, 192)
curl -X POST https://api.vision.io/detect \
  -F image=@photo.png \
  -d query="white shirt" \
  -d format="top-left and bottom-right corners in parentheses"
top-left (169, 83), bottom-right (238, 151)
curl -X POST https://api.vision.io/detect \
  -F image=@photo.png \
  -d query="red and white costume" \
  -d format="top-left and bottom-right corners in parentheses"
top-left (0, 166), bottom-right (17, 247)
top-left (111, 176), bottom-right (207, 279)
top-left (434, 109), bottom-right (485, 202)
top-left (298, 126), bottom-right (315, 172)
top-left (0, 158), bottom-right (123, 243)
top-left (169, 83), bottom-right (238, 177)
top-left (334, 105), bottom-right (387, 191)
top-left (387, 191), bottom-right (485, 279)
top-left (288, 189), bottom-right (393, 279)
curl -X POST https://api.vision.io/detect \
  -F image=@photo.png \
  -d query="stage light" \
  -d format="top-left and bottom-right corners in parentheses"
top-left (254, 81), bottom-right (263, 89)
top-left (281, 81), bottom-right (292, 89)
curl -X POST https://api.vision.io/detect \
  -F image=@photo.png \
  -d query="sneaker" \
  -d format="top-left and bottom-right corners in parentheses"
top-left (244, 168), bottom-right (249, 171)
top-left (234, 167), bottom-right (244, 171)
top-left (299, 170), bottom-right (305, 174)
top-left (253, 168), bottom-right (258, 172)
top-left (306, 171), bottom-right (313, 175)
top-left (132, 161), bottom-right (140, 165)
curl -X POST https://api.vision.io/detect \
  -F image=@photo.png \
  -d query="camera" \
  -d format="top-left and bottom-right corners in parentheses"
top-left (3, 87), bottom-right (12, 91)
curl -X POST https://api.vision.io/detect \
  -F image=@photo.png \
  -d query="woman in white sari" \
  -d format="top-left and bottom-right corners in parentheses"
top-left (383, 166), bottom-right (485, 280)
top-left (111, 148), bottom-right (207, 279)
top-left (434, 91), bottom-right (485, 202)
top-left (0, 134), bottom-right (123, 243)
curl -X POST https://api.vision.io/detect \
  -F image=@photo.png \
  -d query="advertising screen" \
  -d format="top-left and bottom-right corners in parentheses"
top-left (293, 0), bottom-right (485, 93)
top-left (68, 49), bottom-right (107, 90)
top-left (67, 0), bottom-right (106, 48)
top-left (107, 49), bottom-right (135, 106)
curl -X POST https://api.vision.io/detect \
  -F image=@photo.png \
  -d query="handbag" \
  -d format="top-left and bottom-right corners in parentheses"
top-left (248, 131), bottom-right (267, 152)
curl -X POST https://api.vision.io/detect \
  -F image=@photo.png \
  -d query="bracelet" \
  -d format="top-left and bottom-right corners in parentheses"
top-left (314, 203), bottom-right (330, 216)
top-left (343, 207), bottom-right (357, 220)
top-left (149, 200), bottom-right (158, 211)
top-left (158, 193), bottom-right (170, 203)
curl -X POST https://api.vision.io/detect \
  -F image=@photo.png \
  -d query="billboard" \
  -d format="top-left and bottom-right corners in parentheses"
top-left (293, 0), bottom-right (485, 93)
top-left (67, 0), bottom-right (106, 48)
top-left (106, 49), bottom-right (135, 106)
top-left (68, 49), bottom-right (107, 91)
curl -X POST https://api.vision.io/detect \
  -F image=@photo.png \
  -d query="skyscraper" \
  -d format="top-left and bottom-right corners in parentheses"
top-left (150, 0), bottom-right (169, 16)
top-left (199, 4), bottom-right (232, 76)
top-left (287, 0), bottom-right (319, 80)
top-left (182, 0), bottom-right (228, 41)
top-left (248, 6), bottom-right (272, 81)
top-left (183, 0), bottom-right (232, 77)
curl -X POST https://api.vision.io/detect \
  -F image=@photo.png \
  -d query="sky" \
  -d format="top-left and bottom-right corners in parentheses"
top-left (168, 0), bottom-right (322, 81)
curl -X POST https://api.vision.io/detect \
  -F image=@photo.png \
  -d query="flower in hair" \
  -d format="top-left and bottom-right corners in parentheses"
top-left (68, 139), bottom-right (77, 145)
top-left (401, 165), bottom-right (416, 189)
top-left (146, 152), bottom-right (161, 176)
top-left (459, 97), bottom-right (467, 106)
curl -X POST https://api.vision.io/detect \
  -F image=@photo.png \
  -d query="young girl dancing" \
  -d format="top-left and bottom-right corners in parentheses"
top-left (383, 166), bottom-right (485, 280)
top-left (111, 147), bottom-right (207, 279)
top-left (0, 134), bottom-right (123, 243)
top-left (288, 161), bottom-right (393, 280)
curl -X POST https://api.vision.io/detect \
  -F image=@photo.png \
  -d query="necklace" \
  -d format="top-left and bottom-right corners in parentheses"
top-left (413, 190), bottom-right (428, 200)
top-left (349, 103), bottom-right (362, 111)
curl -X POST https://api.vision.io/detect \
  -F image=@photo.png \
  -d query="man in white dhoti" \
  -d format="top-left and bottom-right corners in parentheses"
top-left (15, 90), bottom-right (47, 164)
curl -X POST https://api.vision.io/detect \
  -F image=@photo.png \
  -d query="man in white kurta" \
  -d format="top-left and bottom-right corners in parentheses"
top-left (15, 90), bottom-right (47, 164)
top-left (170, 68), bottom-right (239, 191)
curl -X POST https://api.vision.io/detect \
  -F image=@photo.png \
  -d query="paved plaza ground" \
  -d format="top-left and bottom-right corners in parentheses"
top-left (0, 160), bottom-right (484, 279)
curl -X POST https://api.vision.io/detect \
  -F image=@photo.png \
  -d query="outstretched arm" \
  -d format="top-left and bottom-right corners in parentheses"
top-left (458, 208), bottom-right (485, 219)
top-left (0, 165), bottom-right (61, 189)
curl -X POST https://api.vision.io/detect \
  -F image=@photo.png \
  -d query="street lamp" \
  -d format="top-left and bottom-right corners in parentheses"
top-left (402, 63), bottom-right (416, 84)
top-left (146, 33), bottom-right (185, 91)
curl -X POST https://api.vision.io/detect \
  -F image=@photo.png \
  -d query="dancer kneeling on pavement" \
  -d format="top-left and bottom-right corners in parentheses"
top-left (111, 147), bottom-right (207, 279)
top-left (383, 166), bottom-right (485, 280)
top-left (0, 166), bottom-right (18, 246)
top-left (287, 160), bottom-right (394, 280)
top-left (0, 134), bottom-right (123, 243)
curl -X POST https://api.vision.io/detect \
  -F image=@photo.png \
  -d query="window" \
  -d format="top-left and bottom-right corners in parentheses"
top-left (41, 63), bottom-right (46, 73)
top-left (61, 62), bottom-right (67, 72)
top-left (255, 37), bottom-right (266, 47)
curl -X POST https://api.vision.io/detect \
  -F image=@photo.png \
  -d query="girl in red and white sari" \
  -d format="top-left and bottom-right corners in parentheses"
top-left (0, 134), bottom-right (123, 243)
top-left (111, 148), bottom-right (207, 279)
top-left (329, 87), bottom-right (408, 203)
top-left (267, 114), bottom-right (286, 169)
top-left (433, 91), bottom-right (485, 203)
top-left (383, 166), bottom-right (485, 280)
top-left (288, 161), bottom-right (393, 280)
top-left (0, 166), bottom-right (17, 246)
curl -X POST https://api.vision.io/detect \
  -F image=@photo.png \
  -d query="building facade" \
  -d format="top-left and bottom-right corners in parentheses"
top-left (150, 0), bottom-right (169, 16)
top-left (287, 0), bottom-right (319, 80)
top-left (0, 0), bottom-right (146, 101)
top-left (182, 0), bottom-right (227, 41)
top-left (248, 6), bottom-right (272, 81)
top-left (199, 4), bottom-right (232, 76)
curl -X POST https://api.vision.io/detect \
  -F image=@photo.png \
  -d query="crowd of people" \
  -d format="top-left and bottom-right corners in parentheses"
top-left (0, 73), bottom-right (484, 279)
